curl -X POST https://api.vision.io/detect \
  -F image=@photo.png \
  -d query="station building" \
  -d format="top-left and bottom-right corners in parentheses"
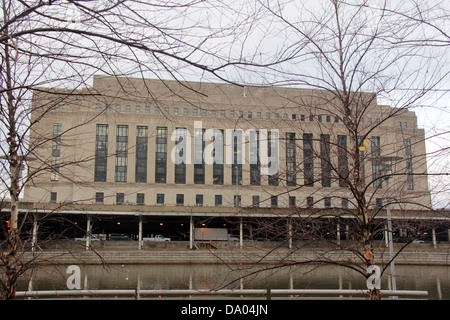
top-left (22, 75), bottom-right (448, 248)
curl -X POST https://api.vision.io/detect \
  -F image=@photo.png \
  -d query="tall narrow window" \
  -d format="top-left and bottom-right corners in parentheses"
top-left (232, 131), bottom-right (242, 185)
top-left (303, 133), bottom-right (314, 186)
top-left (320, 134), bottom-right (331, 187)
top-left (250, 131), bottom-right (261, 185)
top-left (116, 193), bottom-right (124, 205)
top-left (337, 135), bottom-right (348, 187)
top-left (215, 195), bottom-right (223, 207)
top-left (155, 127), bottom-right (167, 183)
top-left (174, 128), bottom-right (187, 184)
top-left (404, 139), bottom-right (414, 190)
top-left (115, 125), bottom-right (128, 182)
top-left (252, 195), bottom-right (260, 208)
top-left (51, 123), bottom-right (62, 181)
top-left (194, 128), bottom-right (205, 184)
top-left (357, 136), bottom-right (366, 186)
top-left (286, 132), bottom-right (296, 186)
top-left (95, 192), bottom-right (104, 204)
top-left (94, 124), bottom-right (108, 182)
top-left (176, 194), bottom-right (184, 206)
top-left (136, 126), bottom-right (148, 183)
top-left (196, 194), bottom-right (203, 206)
top-left (213, 129), bottom-right (224, 185)
top-left (137, 193), bottom-right (145, 205)
top-left (289, 196), bottom-right (296, 208)
top-left (268, 131), bottom-right (279, 186)
top-left (234, 195), bottom-right (241, 207)
top-left (271, 195), bottom-right (278, 208)
top-left (371, 136), bottom-right (382, 188)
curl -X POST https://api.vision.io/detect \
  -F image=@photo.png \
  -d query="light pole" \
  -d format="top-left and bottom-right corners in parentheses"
top-left (372, 155), bottom-right (402, 298)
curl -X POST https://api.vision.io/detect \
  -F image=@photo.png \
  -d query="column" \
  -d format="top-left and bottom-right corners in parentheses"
top-left (138, 215), bottom-right (143, 250)
top-left (86, 215), bottom-right (92, 250)
top-left (239, 218), bottom-right (244, 249)
top-left (31, 212), bottom-right (40, 253)
top-left (190, 216), bottom-right (194, 249)
top-left (287, 218), bottom-right (293, 249)
top-left (432, 228), bottom-right (437, 248)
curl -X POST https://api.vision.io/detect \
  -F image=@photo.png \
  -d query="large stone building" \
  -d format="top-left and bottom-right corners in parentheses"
top-left (23, 75), bottom-right (438, 246)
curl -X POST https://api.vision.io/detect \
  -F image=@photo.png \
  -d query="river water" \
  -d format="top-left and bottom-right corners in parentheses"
top-left (16, 263), bottom-right (449, 299)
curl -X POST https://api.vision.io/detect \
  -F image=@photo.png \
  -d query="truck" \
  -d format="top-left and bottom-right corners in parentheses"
top-left (143, 234), bottom-right (171, 242)
top-left (194, 228), bottom-right (238, 241)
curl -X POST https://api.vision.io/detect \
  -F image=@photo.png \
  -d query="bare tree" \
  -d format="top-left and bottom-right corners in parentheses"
top-left (0, 0), bottom-right (257, 299)
top-left (219, 0), bottom-right (450, 299)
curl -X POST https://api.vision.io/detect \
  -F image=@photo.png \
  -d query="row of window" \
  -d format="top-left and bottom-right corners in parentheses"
top-left (93, 103), bottom-right (402, 127)
top-left (49, 191), bottom-right (385, 210)
top-left (52, 123), bottom-right (414, 190)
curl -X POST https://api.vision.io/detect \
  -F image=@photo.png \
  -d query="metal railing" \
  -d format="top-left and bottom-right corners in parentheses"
top-left (15, 288), bottom-right (428, 299)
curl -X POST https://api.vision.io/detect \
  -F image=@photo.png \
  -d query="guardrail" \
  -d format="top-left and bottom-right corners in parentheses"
top-left (15, 288), bottom-right (428, 299)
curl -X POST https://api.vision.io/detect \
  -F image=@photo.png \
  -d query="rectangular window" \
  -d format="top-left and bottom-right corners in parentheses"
top-left (184, 108), bottom-right (189, 115)
top-left (306, 196), bottom-right (314, 208)
top-left (136, 126), bottom-right (148, 183)
top-left (234, 195), bottom-right (241, 207)
top-left (145, 106), bottom-right (150, 114)
top-left (213, 129), bottom-right (224, 185)
top-left (357, 136), bottom-right (366, 186)
top-left (250, 131), bottom-right (261, 185)
top-left (95, 192), bottom-right (104, 204)
top-left (174, 128), bottom-right (187, 184)
top-left (289, 196), bottom-right (296, 208)
top-left (135, 105), bottom-right (140, 113)
top-left (342, 198), bottom-right (349, 209)
top-left (116, 193), bottom-right (124, 205)
top-left (156, 193), bottom-right (164, 205)
top-left (232, 131), bottom-right (242, 185)
top-left (51, 123), bottom-right (62, 181)
top-left (215, 195), bottom-right (222, 207)
top-left (404, 139), bottom-right (414, 190)
top-left (376, 198), bottom-right (383, 209)
top-left (371, 136), bottom-right (382, 188)
top-left (50, 192), bottom-right (57, 203)
top-left (94, 124), bottom-right (108, 182)
top-left (271, 196), bottom-right (278, 208)
top-left (155, 127), bottom-right (167, 183)
top-left (286, 132), bottom-right (296, 186)
top-left (268, 131), bottom-right (279, 186)
top-left (252, 195), bottom-right (260, 208)
top-left (320, 134), bottom-right (331, 187)
top-left (176, 194), bottom-right (184, 206)
top-left (303, 133), bottom-right (314, 186)
top-left (194, 128), bottom-right (205, 184)
top-left (338, 135), bottom-right (348, 187)
top-left (137, 193), bottom-right (145, 205)
top-left (324, 197), bottom-right (331, 208)
top-left (196, 194), bottom-right (203, 206)
top-left (115, 125), bottom-right (128, 182)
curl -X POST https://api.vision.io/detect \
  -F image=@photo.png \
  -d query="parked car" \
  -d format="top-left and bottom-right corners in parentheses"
top-left (74, 235), bottom-right (100, 241)
top-left (109, 234), bottom-right (134, 241)
top-left (143, 234), bottom-right (171, 242)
